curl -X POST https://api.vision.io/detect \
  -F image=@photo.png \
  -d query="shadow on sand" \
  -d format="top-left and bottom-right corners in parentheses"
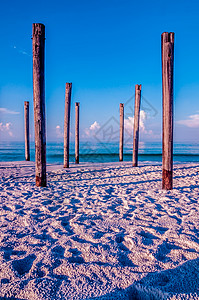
top-left (89, 258), bottom-right (199, 299)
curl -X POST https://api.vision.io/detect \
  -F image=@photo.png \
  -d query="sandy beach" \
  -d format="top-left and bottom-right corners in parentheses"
top-left (0, 161), bottom-right (198, 299)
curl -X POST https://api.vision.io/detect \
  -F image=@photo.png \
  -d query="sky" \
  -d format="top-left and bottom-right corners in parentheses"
top-left (0, 0), bottom-right (199, 143)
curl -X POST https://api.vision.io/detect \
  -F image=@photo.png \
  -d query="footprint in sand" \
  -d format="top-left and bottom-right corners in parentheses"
top-left (68, 248), bottom-right (85, 264)
top-left (1, 246), bottom-right (26, 261)
top-left (153, 226), bottom-right (169, 235)
top-left (155, 241), bottom-right (181, 262)
top-left (1, 278), bottom-right (10, 284)
top-left (12, 254), bottom-right (36, 276)
top-left (60, 216), bottom-right (74, 235)
top-left (139, 230), bottom-right (158, 246)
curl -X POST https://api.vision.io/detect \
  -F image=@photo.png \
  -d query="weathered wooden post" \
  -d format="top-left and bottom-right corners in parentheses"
top-left (64, 83), bottom-right (72, 168)
top-left (75, 102), bottom-right (80, 164)
top-left (162, 32), bottom-right (174, 190)
top-left (24, 101), bottom-right (30, 161)
top-left (132, 84), bottom-right (142, 167)
top-left (32, 23), bottom-right (46, 187)
top-left (119, 103), bottom-right (124, 161)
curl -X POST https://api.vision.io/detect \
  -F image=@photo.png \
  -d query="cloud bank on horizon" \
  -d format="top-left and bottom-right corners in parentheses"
top-left (0, 108), bottom-right (20, 115)
top-left (54, 110), bottom-right (199, 143)
top-left (177, 114), bottom-right (199, 128)
top-left (0, 122), bottom-right (13, 137)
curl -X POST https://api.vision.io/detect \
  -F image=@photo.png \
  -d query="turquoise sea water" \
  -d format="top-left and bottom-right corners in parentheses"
top-left (0, 141), bottom-right (198, 164)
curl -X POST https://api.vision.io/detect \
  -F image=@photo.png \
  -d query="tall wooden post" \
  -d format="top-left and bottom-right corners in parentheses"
top-left (24, 101), bottom-right (30, 161)
top-left (162, 32), bottom-right (174, 190)
top-left (32, 23), bottom-right (46, 187)
top-left (64, 83), bottom-right (72, 168)
top-left (119, 103), bottom-right (124, 161)
top-left (75, 102), bottom-right (80, 164)
top-left (132, 84), bottom-right (141, 167)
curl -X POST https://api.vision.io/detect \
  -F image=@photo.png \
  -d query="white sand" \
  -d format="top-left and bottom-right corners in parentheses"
top-left (0, 161), bottom-right (198, 299)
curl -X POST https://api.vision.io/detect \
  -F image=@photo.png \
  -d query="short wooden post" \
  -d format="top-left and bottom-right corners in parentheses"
top-left (162, 32), bottom-right (174, 190)
top-left (24, 101), bottom-right (30, 161)
top-left (32, 23), bottom-right (46, 187)
top-left (64, 83), bottom-right (72, 168)
top-left (119, 103), bottom-right (124, 161)
top-left (132, 84), bottom-right (142, 167)
top-left (75, 102), bottom-right (80, 164)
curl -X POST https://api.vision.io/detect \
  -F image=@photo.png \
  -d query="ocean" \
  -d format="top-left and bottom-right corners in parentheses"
top-left (0, 141), bottom-right (198, 164)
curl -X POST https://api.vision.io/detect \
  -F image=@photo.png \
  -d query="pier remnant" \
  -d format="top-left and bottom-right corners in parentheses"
top-left (75, 102), bottom-right (80, 164)
top-left (119, 103), bottom-right (124, 161)
top-left (24, 101), bottom-right (30, 161)
top-left (133, 84), bottom-right (142, 167)
top-left (162, 32), bottom-right (174, 190)
top-left (64, 83), bottom-right (72, 168)
top-left (32, 23), bottom-right (46, 187)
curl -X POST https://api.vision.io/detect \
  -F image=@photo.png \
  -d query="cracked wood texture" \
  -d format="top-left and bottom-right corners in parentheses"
top-left (24, 101), bottom-right (30, 161)
top-left (133, 84), bottom-right (142, 167)
top-left (32, 23), bottom-right (46, 187)
top-left (162, 32), bottom-right (174, 190)
top-left (75, 102), bottom-right (80, 164)
top-left (64, 83), bottom-right (72, 168)
top-left (119, 103), bottom-right (124, 161)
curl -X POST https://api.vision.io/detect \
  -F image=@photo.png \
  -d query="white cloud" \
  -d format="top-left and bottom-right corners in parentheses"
top-left (124, 110), bottom-right (158, 140)
top-left (124, 116), bottom-right (134, 134)
top-left (84, 121), bottom-right (100, 137)
top-left (84, 128), bottom-right (90, 136)
top-left (0, 122), bottom-right (13, 136)
top-left (140, 110), bottom-right (147, 132)
top-left (55, 125), bottom-right (73, 139)
top-left (0, 107), bottom-right (20, 115)
top-left (90, 121), bottom-right (100, 131)
top-left (124, 110), bottom-right (148, 134)
top-left (177, 114), bottom-right (199, 128)
top-left (56, 125), bottom-right (63, 138)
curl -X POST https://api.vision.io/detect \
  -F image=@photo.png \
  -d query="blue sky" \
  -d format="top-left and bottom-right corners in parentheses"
top-left (0, 0), bottom-right (199, 143)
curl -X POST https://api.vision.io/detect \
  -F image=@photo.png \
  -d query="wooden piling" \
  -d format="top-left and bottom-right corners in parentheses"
top-left (24, 101), bottom-right (30, 161)
top-left (119, 103), bottom-right (124, 161)
top-left (75, 102), bottom-right (80, 164)
top-left (132, 84), bottom-right (142, 167)
top-left (32, 23), bottom-right (46, 187)
top-left (162, 32), bottom-right (174, 190)
top-left (64, 83), bottom-right (72, 168)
